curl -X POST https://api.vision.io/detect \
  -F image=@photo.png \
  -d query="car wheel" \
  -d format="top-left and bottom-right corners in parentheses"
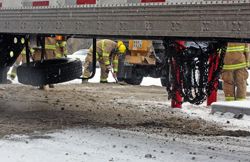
top-left (17, 58), bottom-right (82, 86)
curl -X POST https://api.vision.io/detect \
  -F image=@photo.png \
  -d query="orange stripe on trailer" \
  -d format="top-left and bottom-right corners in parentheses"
top-left (32, 1), bottom-right (49, 6)
top-left (76, 0), bottom-right (96, 5)
top-left (141, 0), bottom-right (165, 2)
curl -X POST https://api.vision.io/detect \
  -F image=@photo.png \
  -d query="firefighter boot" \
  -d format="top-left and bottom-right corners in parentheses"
top-left (100, 80), bottom-right (108, 83)
top-left (82, 79), bottom-right (88, 84)
top-left (38, 85), bottom-right (48, 90)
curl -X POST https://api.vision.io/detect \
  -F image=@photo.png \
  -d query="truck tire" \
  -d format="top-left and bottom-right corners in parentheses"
top-left (160, 77), bottom-right (167, 87)
top-left (17, 58), bottom-right (82, 86)
top-left (124, 72), bottom-right (143, 85)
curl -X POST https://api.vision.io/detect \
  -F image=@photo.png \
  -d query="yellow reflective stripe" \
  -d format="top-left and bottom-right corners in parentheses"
top-left (21, 48), bottom-right (34, 55)
top-left (113, 60), bottom-right (118, 64)
top-left (96, 54), bottom-right (99, 59)
top-left (223, 62), bottom-right (247, 70)
top-left (105, 61), bottom-right (110, 65)
top-left (103, 52), bottom-right (109, 57)
top-left (227, 49), bottom-right (245, 52)
top-left (30, 48), bottom-right (34, 53)
top-left (247, 61), bottom-right (250, 67)
top-left (55, 53), bottom-right (62, 58)
top-left (45, 45), bottom-right (56, 50)
top-left (236, 98), bottom-right (246, 101)
top-left (60, 41), bottom-right (67, 47)
top-left (245, 47), bottom-right (249, 52)
top-left (102, 40), bottom-right (106, 51)
top-left (63, 49), bottom-right (68, 55)
top-left (225, 97), bottom-right (235, 101)
top-left (227, 46), bottom-right (245, 49)
top-left (100, 78), bottom-right (107, 82)
top-left (56, 42), bottom-right (67, 48)
top-left (226, 46), bottom-right (245, 52)
top-left (113, 68), bottom-right (118, 72)
top-left (21, 49), bottom-right (26, 55)
top-left (113, 59), bottom-right (118, 72)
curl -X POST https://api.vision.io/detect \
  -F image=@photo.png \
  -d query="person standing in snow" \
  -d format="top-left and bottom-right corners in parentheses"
top-left (221, 42), bottom-right (250, 101)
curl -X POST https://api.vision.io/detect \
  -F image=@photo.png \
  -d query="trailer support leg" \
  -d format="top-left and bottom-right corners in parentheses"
top-left (207, 52), bottom-right (219, 106)
top-left (25, 36), bottom-right (30, 64)
top-left (171, 65), bottom-right (182, 108)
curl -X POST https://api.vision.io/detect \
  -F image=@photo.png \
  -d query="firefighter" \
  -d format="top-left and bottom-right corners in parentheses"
top-left (221, 42), bottom-right (250, 101)
top-left (82, 39), bottom-right (126, 83)
top-left (33, 37), bottom-right (57, 89)
top-left (55, 35), bottom-right (67, 58)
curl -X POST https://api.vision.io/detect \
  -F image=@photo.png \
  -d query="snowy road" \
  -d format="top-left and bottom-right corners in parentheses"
top-left (2, 69), bottom-right (250, 162)
top-left (1, 127), bottom-right (250, 162)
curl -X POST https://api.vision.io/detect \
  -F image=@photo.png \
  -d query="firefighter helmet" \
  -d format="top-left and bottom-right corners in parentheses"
top-left (117, 40), bottom-right (126, 54)
top-left (117, 40), bottom-right (124, 47)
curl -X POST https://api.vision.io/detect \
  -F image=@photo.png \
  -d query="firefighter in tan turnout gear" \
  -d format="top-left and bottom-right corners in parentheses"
top-left (83, 39), bottom-right (126, 83)
top-left (221, 42), bottom-right (250, 101)
top-left (55, 35), bottom-right (67, 58)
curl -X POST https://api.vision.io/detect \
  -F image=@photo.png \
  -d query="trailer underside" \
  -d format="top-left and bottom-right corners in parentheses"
top-left (0, 2), bottom-right (250, 41)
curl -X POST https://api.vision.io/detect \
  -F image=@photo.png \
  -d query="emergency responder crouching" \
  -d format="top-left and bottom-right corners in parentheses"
top-left (221, 42), bottom-right (250, 101)
top-left (82, 39), bottom-right (126, 83)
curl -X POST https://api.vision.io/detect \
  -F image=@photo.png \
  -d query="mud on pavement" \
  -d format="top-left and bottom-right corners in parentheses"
top-left (0, 83), bottom-right (249, 138)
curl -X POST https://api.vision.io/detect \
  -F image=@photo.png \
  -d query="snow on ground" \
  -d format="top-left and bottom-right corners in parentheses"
top-left (1, 127), bottom-right (248, 162)
top-left (4, 69), bottom-right (250, 162)
top-left (57, 68), bottom-right (162, 86)
top-left (180, 102), bottom-right (250, 131)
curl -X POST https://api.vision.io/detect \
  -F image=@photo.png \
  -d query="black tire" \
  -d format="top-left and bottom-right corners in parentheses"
top-left (160, 77), bottom-right (167, 87)
top-left (17, 58), bottom-right (82, 86)
top-left (124, 72), bottom-right (143, 85)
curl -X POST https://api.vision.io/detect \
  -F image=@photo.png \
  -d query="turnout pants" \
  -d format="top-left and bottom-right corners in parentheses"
top-left (83, 49), bottom-right (109, 82)
top-left (221, 68), bottom-right (248, 100)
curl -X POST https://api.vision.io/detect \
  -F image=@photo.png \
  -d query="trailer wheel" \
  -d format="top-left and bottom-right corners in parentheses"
top-left (17, 58), bottom-right (82, 86)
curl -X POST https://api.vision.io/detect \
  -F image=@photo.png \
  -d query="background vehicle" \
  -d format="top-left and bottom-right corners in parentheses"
top-left (68, 49), bottom-right (100, 68)
top-left (67, 49), bottom-right (88, 62)
top-left (117, 40), bottom-right (165, 86)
